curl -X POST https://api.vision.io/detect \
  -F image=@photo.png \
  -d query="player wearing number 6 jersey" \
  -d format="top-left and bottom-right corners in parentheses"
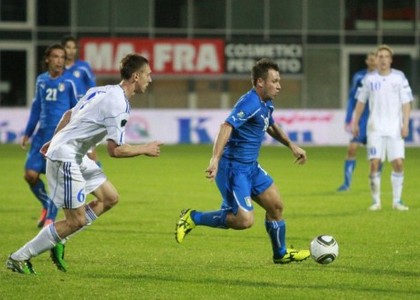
top-left (7, 54), bottom-right (163, 275)
top-left (21, 44), bottom-right (78, 228)
top-left (353, 44), bottom-right (413, 211)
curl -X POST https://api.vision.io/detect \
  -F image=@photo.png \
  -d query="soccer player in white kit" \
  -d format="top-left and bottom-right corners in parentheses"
top-left (353, 44), bottom-right (413, 211)
top-left (6, 54), bottom-right (163, 274)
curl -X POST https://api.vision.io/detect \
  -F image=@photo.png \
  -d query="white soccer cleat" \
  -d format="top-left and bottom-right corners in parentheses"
top-left (368, 203), bottom-right (382, 211)
top-left (393, 202), bottom-right (409, 211)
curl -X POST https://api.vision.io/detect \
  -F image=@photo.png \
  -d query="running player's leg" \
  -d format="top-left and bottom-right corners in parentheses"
top-left (338, 141), bottom-right (358, 191)
top-left (252, 164), bottom-right (309, 264)
top-left (175, 161), bottom-right (254, 243)
top-left (387, 137), bottom-right (408, 210)
top-left (24, 132), bottom-right (56, 226)
top-left (367, 135), bottom-right (384, 211)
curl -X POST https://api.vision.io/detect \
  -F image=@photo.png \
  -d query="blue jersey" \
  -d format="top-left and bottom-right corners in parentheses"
top-left (345, 69), bottom-right (369, 128)
top-left (66, 59), bottom-right (96, 99)
top-left (223, 88), bottom-right (275, 163)
top-left (24, 71), bottom-right (78, 137)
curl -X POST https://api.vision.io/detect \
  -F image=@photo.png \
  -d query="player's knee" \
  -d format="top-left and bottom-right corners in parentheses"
top-left (104, 192), bottom-right (119, 209)
top-left (237, 213), bottom-right (254, 229)
top-left (265, 200), bottom-right (284, 220)
top-left (392, 159), bottom-right (404, 172)
top-left (24, 171), bottom-right (39, 186)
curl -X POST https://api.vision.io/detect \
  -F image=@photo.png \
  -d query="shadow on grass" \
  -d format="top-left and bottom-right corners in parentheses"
top-left (88, 272), bottom-right (420, 296)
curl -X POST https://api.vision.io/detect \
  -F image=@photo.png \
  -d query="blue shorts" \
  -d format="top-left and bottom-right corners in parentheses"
top-left (216, 158), bottom-right (273, 214)
top-left (350, 122), bottom-right (367, 145)
top-left (25, 127), bottom-right (55, 174)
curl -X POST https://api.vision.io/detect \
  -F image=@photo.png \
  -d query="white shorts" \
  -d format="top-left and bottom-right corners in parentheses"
top-left (46, 156), bottom-right (107, 209)
top-left (367, 135), bottom-right (405, 162)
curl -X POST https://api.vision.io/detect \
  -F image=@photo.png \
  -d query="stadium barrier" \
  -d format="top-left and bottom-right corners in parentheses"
top-left (1, 108), bottom-right (420, 146)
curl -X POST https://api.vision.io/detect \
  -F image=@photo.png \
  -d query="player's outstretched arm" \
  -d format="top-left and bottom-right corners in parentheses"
top-left (267, 124), bottom-right (307, 164)
top-left (205, 122), bottom-right (232, 181)
top-left (107, 140), bottom-right (163, 158)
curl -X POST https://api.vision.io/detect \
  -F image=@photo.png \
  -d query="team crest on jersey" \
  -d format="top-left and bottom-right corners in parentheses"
top-left (121, 119), bottom-right (127, 127)
top-left (237, 111), bottom-right (245, 119)
top-left (58, 83), bottom-right (65, 92)
top-left (244, 196), bottom-right (252, 207)
top-left (73, 70), bottom-right (81, 78)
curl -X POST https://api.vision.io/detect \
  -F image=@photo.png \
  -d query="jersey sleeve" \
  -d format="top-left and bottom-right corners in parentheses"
top-left (67, 79), bottom-right (79, 107)
top-left (24, 81), bottom-right (42, 137)
top-left (225, 96), bottom-right (261, 129)
top-left (345, 72), bottom-right (363, 123)
top-left (399, 76), bottom-right (413, 104)
top-left (355, 76), bottom-right (369, 104)
top-left (82, 62), bottom-right (96, 90)
top-left (103, 97), bottom-right (130, 145)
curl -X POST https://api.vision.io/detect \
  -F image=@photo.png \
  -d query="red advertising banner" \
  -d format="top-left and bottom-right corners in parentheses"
top-left (79, 38), bottom-right (225, 76)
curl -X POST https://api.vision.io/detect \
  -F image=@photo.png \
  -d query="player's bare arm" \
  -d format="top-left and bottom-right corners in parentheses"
top-left (206, 122), bottom-right (232, 180)
top-left (267, 124), bottom-right (307, 164)
top-left (401, 102), bottom-right (411, 138)
top-left (20, 135), bottom-right (29, 150)
top-left (39, 110), bottom-right (73, 156)
top-left (352, 101), bottom-right (365, 137)
top-left (107, 140), bottom-right (163, 158)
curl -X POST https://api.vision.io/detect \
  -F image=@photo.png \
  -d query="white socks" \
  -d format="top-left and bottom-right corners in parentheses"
top-left (11, 223), bottom-right (61, 261)
top-left (370, 171), bottom-right (404, 206)
top-left (391, 171), bottom-right (404, 204)
top-left (369, 172), bottom-right (381, 205)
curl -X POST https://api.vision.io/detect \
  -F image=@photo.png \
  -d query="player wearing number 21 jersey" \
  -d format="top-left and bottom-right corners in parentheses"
top-left (22, 44), bottom-right (78, 228)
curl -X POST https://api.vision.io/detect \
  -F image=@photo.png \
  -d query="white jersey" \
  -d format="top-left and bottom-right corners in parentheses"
top-left (46, 84), bottom-right (130, 163)
top-left (356, 69), bottom-right (413, 137)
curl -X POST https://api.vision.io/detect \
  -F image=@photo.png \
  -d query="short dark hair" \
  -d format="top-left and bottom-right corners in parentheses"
top-left (42, 44), bottom-right (66, 71)
top-left (251, 58), bottom-right (280, 86)
top-left (120, 54), bottom-right (149, 80)
top-left (61, 35), bottom-right (77, 47)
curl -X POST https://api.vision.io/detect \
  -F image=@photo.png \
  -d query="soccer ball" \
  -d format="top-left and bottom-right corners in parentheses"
top-left (310, 235), bottom-right (339, 264)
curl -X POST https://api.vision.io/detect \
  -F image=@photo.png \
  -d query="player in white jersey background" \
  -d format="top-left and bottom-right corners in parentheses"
top-left (353, 44), bottom-right (413, 211)
top-left (6, 54), bottom-right (163, 274)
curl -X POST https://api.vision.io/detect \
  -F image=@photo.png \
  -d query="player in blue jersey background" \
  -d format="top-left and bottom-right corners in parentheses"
top-left (175, 58), bottom-right (310, 264)
top-left (337, 52), bottom-right (377, 191)
top-left (21, 44), bottom-right (78, 228)
top-left (61, 35), bottom-right (101, 165)
top-left (61, 35), bottom-right (96, 99)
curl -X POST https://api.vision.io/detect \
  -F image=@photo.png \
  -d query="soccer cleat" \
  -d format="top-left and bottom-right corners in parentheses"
top-left (50, 242), bottom-right (67, 272)
top-left (393, 202), bottom-right (409, 211)
top-left (37, 208), bottom-right (48, 228)
top-left (368, 203), bottom-right (382, 211)
top-left (337, 184), bottom-right (349, 192)
top-left (6, 255), bottom-right (36, 274)
top-left (273, 248), bottom-right (310, 264)
top-left (175, 209), bottom-right (196, 243)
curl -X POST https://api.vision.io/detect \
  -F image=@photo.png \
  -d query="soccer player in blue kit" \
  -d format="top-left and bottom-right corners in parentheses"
top-left (337, 52), bottom-right (377, 191)
top-left (21, 44), bottom-right (78, 228)
top-left (61, 35), bottom-right (96, 99)
top-left (175, 58), bottom-right (310, 264)
top-left (61, 36), bottom-right (101, 165)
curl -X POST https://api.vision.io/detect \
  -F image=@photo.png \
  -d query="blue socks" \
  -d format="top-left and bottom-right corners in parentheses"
top-left (343, 159), bottom-right (356, 187)
top-left (191, 210), bottom-right (228, 229)
top-left (30, 179), bottom-right (50, 209)
top-left (265, 220), bottom-right (287, 258)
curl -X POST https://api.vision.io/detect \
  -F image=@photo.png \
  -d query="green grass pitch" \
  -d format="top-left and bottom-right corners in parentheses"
top-left (0, 144), bottom-right (419, 299)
